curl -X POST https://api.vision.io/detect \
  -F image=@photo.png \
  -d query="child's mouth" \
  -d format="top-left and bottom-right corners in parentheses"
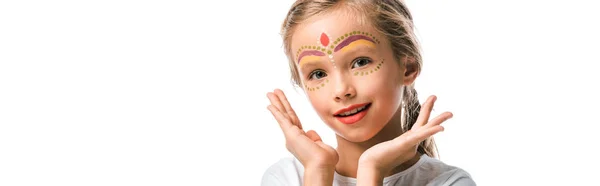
top-left (334, 103), bottom-right (371, 125)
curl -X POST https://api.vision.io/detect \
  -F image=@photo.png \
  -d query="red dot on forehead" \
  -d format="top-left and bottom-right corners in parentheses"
top-left (320, 33), bottom-right (329, 47)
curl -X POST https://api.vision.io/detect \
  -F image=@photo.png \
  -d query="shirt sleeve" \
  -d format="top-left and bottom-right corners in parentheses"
top-left (261, 172), bottom-right (285, 186)
top-left (448, 176), bottom-right (476, 186)
top-left (261, 157), bottom-right (303, 186)
top-left (443, 169), bottom-right (476, 186)
top-left (426, 168), bottom-right (476, 186)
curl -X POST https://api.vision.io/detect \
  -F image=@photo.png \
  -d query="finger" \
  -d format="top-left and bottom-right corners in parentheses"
top-left (267, 92), bottom-right (290, 120)
top-left (305, 130), bottom-right (322, 142)
top-left (274, 89), bottom-right (302, 129)
top-left (423, 111), bottom-right (453, 128)
top-left (412, 95), bottom-right (436, 130)
top-left (267, 105), bottom-right (300, 138)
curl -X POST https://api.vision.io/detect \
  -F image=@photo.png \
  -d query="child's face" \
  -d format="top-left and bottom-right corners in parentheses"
top-left (291, 11), bottom-right (410, 142)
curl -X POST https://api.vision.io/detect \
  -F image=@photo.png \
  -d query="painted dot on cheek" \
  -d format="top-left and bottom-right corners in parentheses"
top-left (321, 83), bottom-right (324, 87)
top-left (354, 72), bottom-right (359, 76)
top-left (316, 87), bottom-right (320, 90)
top-left (370, 70), bottom-right (373, 73)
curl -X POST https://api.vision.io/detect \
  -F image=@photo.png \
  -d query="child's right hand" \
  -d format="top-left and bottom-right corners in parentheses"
top-left (267, 89), bottom-right (339, 171)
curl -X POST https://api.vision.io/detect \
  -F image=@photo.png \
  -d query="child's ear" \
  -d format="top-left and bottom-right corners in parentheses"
top-left (402, 56), bottom-right (419, 85)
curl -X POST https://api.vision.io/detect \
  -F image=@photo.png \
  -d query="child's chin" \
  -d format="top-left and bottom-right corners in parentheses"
top-left (337, 129), bottom-right (379, 143)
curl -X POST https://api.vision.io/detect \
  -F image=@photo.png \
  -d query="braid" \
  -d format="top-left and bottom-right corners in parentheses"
top-left (403, 86), bottom-right (438, 158)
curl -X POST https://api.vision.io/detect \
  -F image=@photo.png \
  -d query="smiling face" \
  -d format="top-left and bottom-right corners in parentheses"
top-left (291, 10), bottom-right (411, 142)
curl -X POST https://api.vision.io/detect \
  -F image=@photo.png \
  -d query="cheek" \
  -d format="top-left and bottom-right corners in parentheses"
top-left (356, 61), bottom-right (403, 119)
top-left (355, 60), bottom-right (399, 97)
top-left (305, 80), bottom-right (332, 115)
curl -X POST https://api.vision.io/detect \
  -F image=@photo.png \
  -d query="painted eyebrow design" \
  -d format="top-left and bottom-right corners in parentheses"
top-left (297, 50), bottom-right (326, 64)
top-left (334, 35), bottom-right (376, 52)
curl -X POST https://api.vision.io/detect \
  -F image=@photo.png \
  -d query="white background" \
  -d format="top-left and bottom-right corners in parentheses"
top-left (1, 0), bottom-right (599, 185)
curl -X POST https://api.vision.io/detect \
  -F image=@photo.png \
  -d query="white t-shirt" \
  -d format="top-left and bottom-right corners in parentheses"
top-left (261, 154), bottom-right (476, 186)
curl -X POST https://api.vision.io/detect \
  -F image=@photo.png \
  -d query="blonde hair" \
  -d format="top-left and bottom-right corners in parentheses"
top-left (280, 0), bottom-right (438, 158)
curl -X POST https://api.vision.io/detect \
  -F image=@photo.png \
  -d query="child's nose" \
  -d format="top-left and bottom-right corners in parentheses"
top-left (333, 79), bottom-right (356, 101)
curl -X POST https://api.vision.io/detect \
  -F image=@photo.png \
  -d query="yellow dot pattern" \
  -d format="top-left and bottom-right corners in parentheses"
top-left (354, 59), bottom-right (384, 76)
top-left (305, 79), bottom-right (330, 92)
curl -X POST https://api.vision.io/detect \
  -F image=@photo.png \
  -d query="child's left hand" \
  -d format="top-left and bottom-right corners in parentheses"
top-left (357, 95), bottom-right (453, 177)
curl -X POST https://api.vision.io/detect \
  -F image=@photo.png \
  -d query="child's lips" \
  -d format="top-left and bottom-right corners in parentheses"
top-left (333, 103), bottom-right (371, 116)
top-left (334, 103), bottom-right (371, 125)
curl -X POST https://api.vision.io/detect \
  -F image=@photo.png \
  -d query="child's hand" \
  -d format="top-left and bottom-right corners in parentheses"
top-left (357, 95), bottom-right (452, 177)
top-left (267, 89), bottom-right (339, 171)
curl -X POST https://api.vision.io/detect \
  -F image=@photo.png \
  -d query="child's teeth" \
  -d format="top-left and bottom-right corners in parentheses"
top-left (342, 108), bottom-right (359, 116)
top-left (338, 104), bottom-right (369, 116)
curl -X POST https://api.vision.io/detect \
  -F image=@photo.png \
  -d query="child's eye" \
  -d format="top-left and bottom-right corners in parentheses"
top-left (308, 70), bottom-right (327, 80)
top-left (351, 57), bottom-right (373, 69)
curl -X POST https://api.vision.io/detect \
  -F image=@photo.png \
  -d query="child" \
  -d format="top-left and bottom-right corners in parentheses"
top-left (262, 0), bottom-right (475, 185)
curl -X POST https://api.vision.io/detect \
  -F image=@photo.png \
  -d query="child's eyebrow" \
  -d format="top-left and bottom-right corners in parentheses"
top-left (334, 35), bottom-right (376, 52)
top-left (299, 59), bottom-right (321, 71)
top-left (298, 56), bottom-right (324, 68)
top-left (297, 50), bottom-right (326, 64)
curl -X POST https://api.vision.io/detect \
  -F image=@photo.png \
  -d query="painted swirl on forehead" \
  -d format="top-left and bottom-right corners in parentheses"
top-left (334, 35), bottom-right (376, 52)
top-left (297, 50), bottom-right (326, 64)
top-left (332, 31), bottom-right (380, 52)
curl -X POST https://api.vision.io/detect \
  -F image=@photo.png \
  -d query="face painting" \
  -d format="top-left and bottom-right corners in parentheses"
top-left (305, 79), bottom-right (330, 92)
top-left (296, 31), bottom-right (382, 91)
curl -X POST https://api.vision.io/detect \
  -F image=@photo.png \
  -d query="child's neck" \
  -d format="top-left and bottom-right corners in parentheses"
top-left (334, 110), bottom-right (421, 178)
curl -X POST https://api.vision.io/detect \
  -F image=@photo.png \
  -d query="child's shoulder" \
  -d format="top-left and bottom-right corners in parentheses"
top-left (413, 155), bottom-right (475, 186)
top-left (261, 156), bottom-right (304, 186)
